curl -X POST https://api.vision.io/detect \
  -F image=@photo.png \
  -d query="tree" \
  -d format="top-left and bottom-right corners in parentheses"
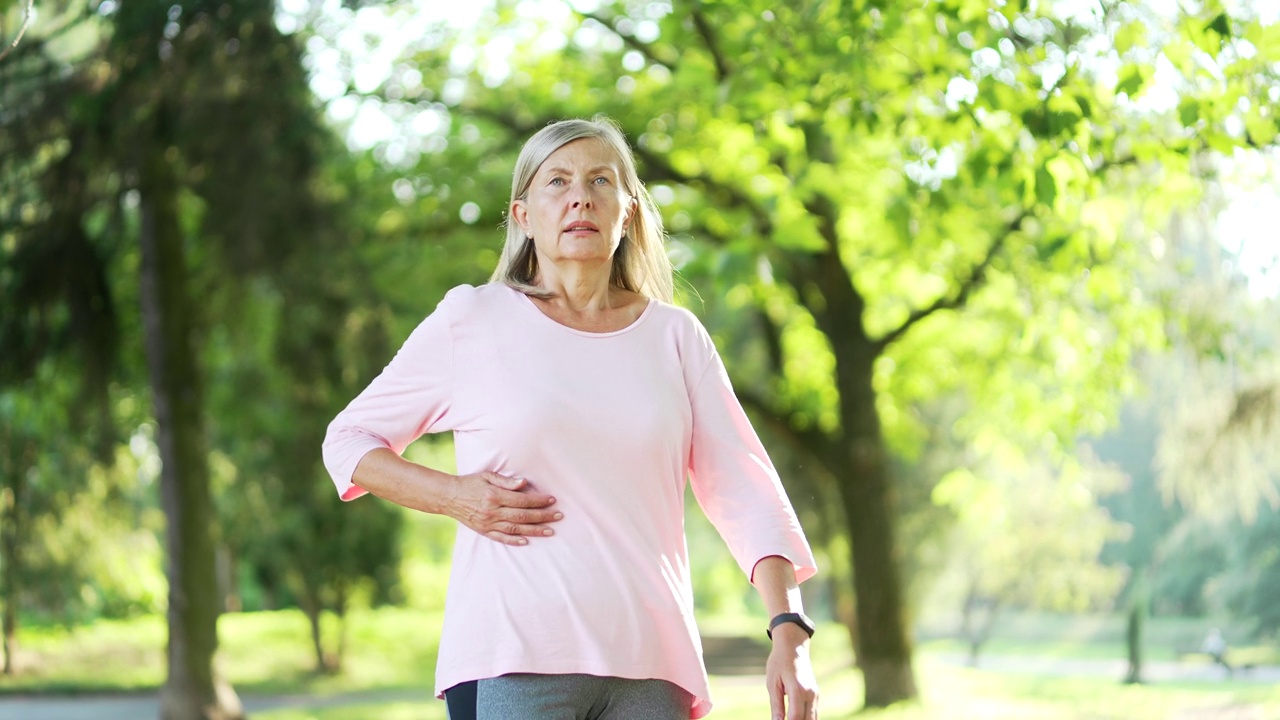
top-left (312, 0), bottom-right (1279, 705)
top-left (2, 0), bottom-right (341, 713)
top-left (0, 367), bottom-right (164, 675)
top-left (933, 450), bottom-right (1127, 664)
top-left (204, 216), bottom-right (408, 672)
top-left (1087, 195), bottom-right (1280, 679)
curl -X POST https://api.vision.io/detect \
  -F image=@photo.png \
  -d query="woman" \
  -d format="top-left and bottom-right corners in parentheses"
top-left (322, 116), bottom-right (819, 719)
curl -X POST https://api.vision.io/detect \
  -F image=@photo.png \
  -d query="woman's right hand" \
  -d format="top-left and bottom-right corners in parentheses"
top-left (445, 472), bottom-right (563, 546)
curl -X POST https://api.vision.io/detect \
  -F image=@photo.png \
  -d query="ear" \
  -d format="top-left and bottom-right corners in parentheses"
top-left (624, 196), bottom-right (638, 232)
top-left (511, 199), bottom-right (530, 236)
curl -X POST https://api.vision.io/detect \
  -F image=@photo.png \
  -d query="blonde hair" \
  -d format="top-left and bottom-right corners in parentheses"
top-left (491, 116), bottom-right (673, 303)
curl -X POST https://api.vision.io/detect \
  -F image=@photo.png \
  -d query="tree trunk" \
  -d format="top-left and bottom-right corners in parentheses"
top-left (138, 146), bottom-right (243, 720)
top-left (1, 498), bottom-right (16, 676)
top-left (800, 246), bottom-right (918, 707)
top-left (301, 593), bottom-right (327, 674)
top-left (836, 399), bottom-right (918, 706)
top-left (1, 592), bottom-right (13, 676)
top-left (1123, 594), bottom-right (1145, 684)
top-left (969, 596), bottom-right (1002, 667)
top-left (0, 435), bottom-right (29, 677)
top-left (0, 450), bottom-right (19, 677)
top-left (335, 582), bottom-right (348, 672)
top-left (961, 582), bottom-right (979, 666)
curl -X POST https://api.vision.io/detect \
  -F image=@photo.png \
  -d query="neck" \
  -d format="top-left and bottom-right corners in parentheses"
top-left (534, 259), bottom-right (617, 310)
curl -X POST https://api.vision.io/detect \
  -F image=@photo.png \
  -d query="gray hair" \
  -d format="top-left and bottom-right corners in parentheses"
top-left (491, 116), bottom-right (673, 303)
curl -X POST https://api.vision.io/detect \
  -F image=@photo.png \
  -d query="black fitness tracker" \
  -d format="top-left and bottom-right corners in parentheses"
top-left (766, 612), bottom-right (816, 640)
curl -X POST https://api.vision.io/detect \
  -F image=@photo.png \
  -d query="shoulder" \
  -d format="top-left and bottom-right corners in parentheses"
top-left (433, 282), bottom-right (516, 319)
top-left (645, 299), bottom-right (719, 365)
top-left (647, 299), bottom-right (705, 333)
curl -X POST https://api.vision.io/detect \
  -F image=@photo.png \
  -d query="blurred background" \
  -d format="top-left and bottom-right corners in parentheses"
top-left (2, 0), bottom-right (1279, 718)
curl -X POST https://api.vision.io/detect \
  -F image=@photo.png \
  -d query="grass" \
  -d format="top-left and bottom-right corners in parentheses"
top-left (2, 609), bottom-right (1279, 719)
top-left (0, 607), bottom-right (443, 696)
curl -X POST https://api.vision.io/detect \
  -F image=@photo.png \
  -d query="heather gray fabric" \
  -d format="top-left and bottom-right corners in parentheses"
top-left (473, 673), bottom-right (691, 720)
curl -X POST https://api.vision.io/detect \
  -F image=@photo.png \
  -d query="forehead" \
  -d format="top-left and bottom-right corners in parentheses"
top-left (536, 138), bottom-right (624, 174)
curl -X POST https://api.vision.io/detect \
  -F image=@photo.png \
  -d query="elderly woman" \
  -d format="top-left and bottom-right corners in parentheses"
top-left (322, 117), bottom-right (819, 720)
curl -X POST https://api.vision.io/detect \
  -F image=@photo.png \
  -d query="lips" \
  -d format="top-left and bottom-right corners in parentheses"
top-left (563, 221), bottom-right (599, 233)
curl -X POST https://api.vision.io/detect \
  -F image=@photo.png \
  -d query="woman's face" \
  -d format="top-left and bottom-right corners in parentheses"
top-left (512, 138), bottom-right (636, 271)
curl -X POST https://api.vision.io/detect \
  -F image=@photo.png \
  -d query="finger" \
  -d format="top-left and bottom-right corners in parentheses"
top-left (494, 487), bottom-right (557, 508)
top-left (501, 507), bottom-right (564, 525)
top-left (785, 683), bottom-right (808, 720)
top-left (484, 530), bottom-right (531, 546)
top-left (493, 520), bottom-right (557, 537)
top-left (481, 472), bottom-right (526, 490)
top-left (768, 677), bottom-right (784, 720)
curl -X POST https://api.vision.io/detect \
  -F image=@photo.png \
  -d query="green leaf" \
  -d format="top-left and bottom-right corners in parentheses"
top-left (1115, 65), bottom-right (1148, 98)
top-left (1036, 164), bottom-right (1057, 208)
top-left (1205, 13), bottom-right (1231, 40)
top-left (1114, 21), bottom-right (1148, 54)
top-left (1178, 98), bottom-right (1200, 127)
top-left (1163, 40), bottom-right (1196, 75)
top-left (1244, 112), bottom-right (1278, 148)
top-left (1048, 94), bottom-right (1083, 136)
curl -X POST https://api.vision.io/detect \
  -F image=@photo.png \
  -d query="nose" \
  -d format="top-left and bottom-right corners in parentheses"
top-left (570, 182), bottom-right (592, 208)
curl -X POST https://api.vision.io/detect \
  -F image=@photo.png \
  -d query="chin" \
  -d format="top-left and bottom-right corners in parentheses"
top-left (558, 238), bottom-right (617, 260)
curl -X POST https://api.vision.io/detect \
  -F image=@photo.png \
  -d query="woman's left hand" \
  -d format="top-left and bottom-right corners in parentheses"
top-left (765, 623), bottom-right (819, 720)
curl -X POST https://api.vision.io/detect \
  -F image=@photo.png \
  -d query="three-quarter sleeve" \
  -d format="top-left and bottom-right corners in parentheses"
top-left (687, 349), bottom-right (818, 585)
top-left (321, 292), bottom-right (457, 501)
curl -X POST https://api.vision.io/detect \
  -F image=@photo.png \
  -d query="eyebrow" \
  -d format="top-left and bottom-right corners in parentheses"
top-left (542, 164), bottom-right (619, 176)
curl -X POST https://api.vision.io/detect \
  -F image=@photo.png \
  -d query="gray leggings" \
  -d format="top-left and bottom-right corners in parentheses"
top-left (449, 672), bottom-right (692, 720)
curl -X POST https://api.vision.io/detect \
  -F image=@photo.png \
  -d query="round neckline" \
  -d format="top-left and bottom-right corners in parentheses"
top-left (509, 285), bottom-right (655, 338)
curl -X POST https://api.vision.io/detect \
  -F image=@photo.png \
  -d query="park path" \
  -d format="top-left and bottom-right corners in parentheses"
top-left (0, 688), bottom-right (431, 720)
top-left (935, 652), bottom-right (1280, 684)
top-left (4, 655), bottom-right (1279, 720)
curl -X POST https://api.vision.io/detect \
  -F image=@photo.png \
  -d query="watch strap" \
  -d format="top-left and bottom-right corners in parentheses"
top-left (766, 612), bottom-right (815, 640)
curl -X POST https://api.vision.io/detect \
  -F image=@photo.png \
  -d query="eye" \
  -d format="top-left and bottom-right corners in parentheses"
top-left (593, 176), bottom-right (609, 185)
top-left (549, 177), bottom-right (565, 186)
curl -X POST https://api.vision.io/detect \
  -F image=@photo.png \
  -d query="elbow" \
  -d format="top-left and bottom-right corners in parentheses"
top-left (321, 424), bottom-right (390, 498)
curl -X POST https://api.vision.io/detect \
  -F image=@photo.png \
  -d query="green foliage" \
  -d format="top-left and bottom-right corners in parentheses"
top-left (298, 0), bottom-right (1280, 702)
top-left (1, 0), bottom-right (413, 688)
top-left (931, 447), bottom-right (1128, 613)
top-left (3, 0), bottom-right (1278, 701)
top-left (0, 362), bottom-right (161, 624)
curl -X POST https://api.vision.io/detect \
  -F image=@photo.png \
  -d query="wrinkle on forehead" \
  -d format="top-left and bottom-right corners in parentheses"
top-left (535, 138), bottom-right (624, 178)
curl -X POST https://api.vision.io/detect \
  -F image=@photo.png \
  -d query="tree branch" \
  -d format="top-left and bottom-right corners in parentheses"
top-left (690, 8), bottom-right (730, 83)
top-left (632, 144), bottom-right (774, 237)
top-left (757, 308), bottom-right (784, 376)
top-left (735, 387), bottom-right (839, 477)
top-left (578, 10), bottom-right (677, 71)
top-left (0, 0), bottom-right (35, 63)
top-left (872, 212), bottom-right (1023, 352)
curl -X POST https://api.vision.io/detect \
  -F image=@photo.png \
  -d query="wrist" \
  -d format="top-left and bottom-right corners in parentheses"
top-left (769, 621), bottom-right (811, 648)
top-left (766, 611), bottom-right (816, 642)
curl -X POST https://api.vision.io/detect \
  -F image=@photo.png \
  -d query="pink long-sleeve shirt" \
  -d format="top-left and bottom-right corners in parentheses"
top-left (322, 282), bottom-right (816, 718)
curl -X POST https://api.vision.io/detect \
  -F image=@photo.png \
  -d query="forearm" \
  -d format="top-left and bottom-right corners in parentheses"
top-left (752, 555), bottom-right (805, 618)
top-left (349, 447), bottom-right (455, 515)
top-left (755, 555), bottom-right (819, 719)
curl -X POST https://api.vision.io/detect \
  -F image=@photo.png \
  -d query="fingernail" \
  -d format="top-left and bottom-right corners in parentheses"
top-left (542, 528), bottom-right (553, 536)
top-left (516, 538), bottom-right (527, 545)
top-left (552, 512), bottom-right (563, 520)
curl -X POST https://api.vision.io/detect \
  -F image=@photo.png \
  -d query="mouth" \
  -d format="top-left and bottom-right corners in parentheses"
top-left (563, 221), bottom-right (599, 234)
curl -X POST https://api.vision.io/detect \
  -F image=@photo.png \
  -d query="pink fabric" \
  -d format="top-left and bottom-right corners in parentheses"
top-left (322, 283), bottom-right (817, 718)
